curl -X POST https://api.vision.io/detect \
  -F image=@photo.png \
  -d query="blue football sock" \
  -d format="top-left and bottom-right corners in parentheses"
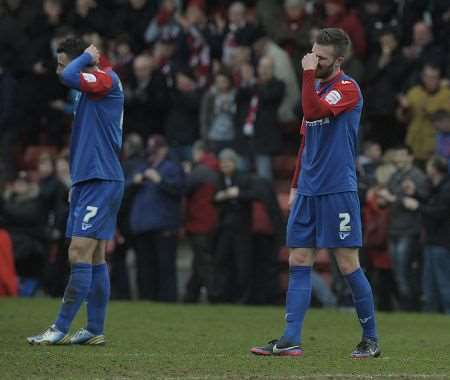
top-left (55, 263), bottom-right (92, 334)
top-left (87, 263), bottom-right (110, 335)
top-left (344, 267), bottom-right (378, 341)
top-left (282, 266), bottom-right (312, 344)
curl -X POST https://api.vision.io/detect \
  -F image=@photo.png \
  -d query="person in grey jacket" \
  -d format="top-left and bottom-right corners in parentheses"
top-left (200, 69), bottom-right (237, 154)
top-left (377, 145), bottom-right (429, 310)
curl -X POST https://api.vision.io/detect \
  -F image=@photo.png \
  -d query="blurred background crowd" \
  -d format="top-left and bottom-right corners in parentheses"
top-left (0, 0), bottom-right (449, 314)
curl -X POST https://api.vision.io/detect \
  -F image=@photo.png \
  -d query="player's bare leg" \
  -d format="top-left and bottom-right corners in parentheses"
top-left (251, 248), bottom-right (314, 356)
top-left (335, 248), bottom-right (381, 358)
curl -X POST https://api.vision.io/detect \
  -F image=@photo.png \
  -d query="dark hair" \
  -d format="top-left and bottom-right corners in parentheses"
top-left (428, 155), bottom-right (448, 175)
top-left (393, 144), bottom-right (414, 155)
top-left (56, 37), bottom-right (88, 60)
top-left (422, 61), bottom-right (442, 75)
top-left (315, 28), bottom-right (351, 58)
top-left (431, 109), bottom-right (450, 122)
top-left (215, 68), bottom-right (233, 84)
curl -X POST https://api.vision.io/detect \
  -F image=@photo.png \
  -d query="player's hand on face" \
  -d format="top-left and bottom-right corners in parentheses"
top-left (84, 44), bottom-right (100, 65)
top-left (302, 53), bottom-right (319, 71)
top-left (144, 168), bottom-right (161, 183)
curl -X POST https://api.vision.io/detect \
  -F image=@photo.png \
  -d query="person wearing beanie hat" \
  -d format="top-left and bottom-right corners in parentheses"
top-left (218, 147), bottom-right (239, 164)
top-left (127, 133), bottom-right (185, 302)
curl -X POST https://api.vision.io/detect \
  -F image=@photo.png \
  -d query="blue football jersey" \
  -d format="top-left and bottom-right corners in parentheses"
top-left (297, 72), bottom-right (362, 195)
top-left (61, 52), bottom-right (124, 184)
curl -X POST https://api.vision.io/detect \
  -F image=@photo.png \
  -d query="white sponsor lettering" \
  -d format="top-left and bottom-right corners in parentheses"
top-left (305, 117), bottom-right (330, 127)
top-left (82, 73), bottom-right (97, 83)
top-left (325, 90), bottom-right (342, 105)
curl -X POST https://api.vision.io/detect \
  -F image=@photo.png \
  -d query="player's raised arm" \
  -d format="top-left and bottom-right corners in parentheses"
top-left (58, 43), bottom-right (112, 95)
top-left (302, 69), bottom-right (360, 121)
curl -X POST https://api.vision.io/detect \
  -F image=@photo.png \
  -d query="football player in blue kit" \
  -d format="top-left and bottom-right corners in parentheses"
top-left (251, 28), bottom-right (380, 359)
top-left (27, 38), bottom-right (124, 345)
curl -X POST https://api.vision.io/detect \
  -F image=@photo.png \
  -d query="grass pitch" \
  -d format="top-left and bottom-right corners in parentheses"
top-left (1, 298), bottom-right (449, 380)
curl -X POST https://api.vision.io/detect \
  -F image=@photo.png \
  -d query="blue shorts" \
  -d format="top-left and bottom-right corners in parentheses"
top-left (287, 191), bottom-right (362, 249)
top-left (66, 179), bottom-right (124, 240)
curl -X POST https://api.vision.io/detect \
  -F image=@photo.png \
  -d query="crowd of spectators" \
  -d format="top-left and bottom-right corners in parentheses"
top-left (0, 0), bottom-right (449, 313)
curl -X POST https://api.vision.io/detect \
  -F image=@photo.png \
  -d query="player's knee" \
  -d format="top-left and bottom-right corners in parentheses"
top-left (336, 257), bottom-right (359, 275)
top-left (68, 239), bottom-right (94, 264)
top-left (335, 248), bottom-right (360, 275)
top-left (338, 262), bottom-right (357, 275)
top-left (289, 249), bottom-right (314, 267)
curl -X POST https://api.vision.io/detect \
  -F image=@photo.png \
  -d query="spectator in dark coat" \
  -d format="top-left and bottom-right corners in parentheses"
top-left (0, 66), bottom-right (18, 182)
top-left (67, 0), bottom-right (111, 37)
top-left (0, 4), bottom-right (28, 73)
top-left (144, 0), bottom-right (182, 45)
top-left (221, 1), bottom-right (257, 66)
top-left (36, 153), bottom-right (69, 297)
top-left (247, 176), bottom-right (284, 304)
top-left (127, 135), bottom-right (185, 302)
top-left (364, 27), bottom-right (409, 149)
top-left (165, 69), bottom-right (203, 162)
top-left (183, 141), bottom-right (219, 303)
top-left (0, 172), bottom-right (48, 296)
top-left (402, 156), bottom-right (450, 314)
top-left (27, 0), bottom-right (67, 44)
top-left (110, 133), bottom-right (146, 300)
top-left (20, 26), bottom-right (68, 146)
top-left (210, 148), bottom-right (255, 303)
top-left (124, 54), bottom-right (169, 139)
top-left (235, 57), bottom-right (285, 180)
top-left (401, 21), bottom-right (445, 89)
top-left (114, 0), bottom-right (155, 52)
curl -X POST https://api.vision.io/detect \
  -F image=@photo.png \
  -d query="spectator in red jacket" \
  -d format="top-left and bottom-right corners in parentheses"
top-left (323, 0), bottom-right (367, 58)
top-left (364, 184), bottom-right (397, 311)
top-left (183, 140), bottom-right (219, 302)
